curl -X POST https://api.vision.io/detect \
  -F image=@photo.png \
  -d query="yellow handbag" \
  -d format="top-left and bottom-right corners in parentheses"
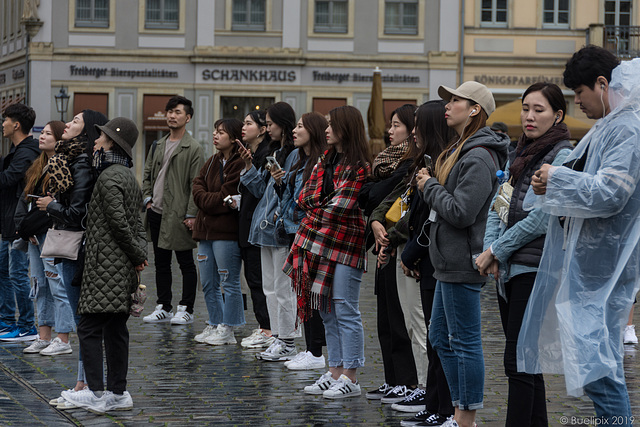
top-left (385, 187), bottom-right (412, 225)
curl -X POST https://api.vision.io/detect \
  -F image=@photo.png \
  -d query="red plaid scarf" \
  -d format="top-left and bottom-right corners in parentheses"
top-left (284, 153), bottom-right (370, 321)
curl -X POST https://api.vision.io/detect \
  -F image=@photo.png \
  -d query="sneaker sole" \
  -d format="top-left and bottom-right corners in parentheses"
top-left (40, 349), bottom-right (73, 356)
top-left (323, 391), bottom-right (361, 399)
top-left (304, 389), bottom-right (327, 395)
top-left (143, 318), bottom-right (172, 323)
top-left (24, 348), bottom-right (49, 354)
top-left (206, 340), bottom-right (236, 345)
top-left (260, 355), bottom-right (295, 361)
top-left (381, 397), bottom-right (409, 404)
top-left (365, 393), bottom-right (385, 400)
top-left (0, 335), bottom-right (38, 342)
top-left (243, 342), bottom-right (273, 349)
top-left (170, 320), bottom-right (193, 325)
top-left (287, 363), bottom-right (326, 371)
top-left (391, 403), bottom-right (427, 413)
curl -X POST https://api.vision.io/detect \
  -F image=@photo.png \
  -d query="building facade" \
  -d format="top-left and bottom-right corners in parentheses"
top-left (463, 0), bottom-right (639, 116)
top-left (1, 0), bottom-right (460, 177)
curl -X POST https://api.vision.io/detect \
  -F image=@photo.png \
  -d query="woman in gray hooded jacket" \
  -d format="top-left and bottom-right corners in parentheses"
top-left (416, 81), bottom-right (508, 427)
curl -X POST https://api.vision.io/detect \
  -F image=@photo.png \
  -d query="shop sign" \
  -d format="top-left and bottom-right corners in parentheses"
top-left (12, 69), bottom-right (25, 80)
top-left (312, 71), bottom-right (420, 84)
top-left (69, 65), bottom-right (179, 79)
top-left (474, 74), bottom-right (564, 86)
top-left (202, 68), bottom-right (296, 82)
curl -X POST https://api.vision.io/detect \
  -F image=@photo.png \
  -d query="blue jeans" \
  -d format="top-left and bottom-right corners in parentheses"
top-left (0, 239), bottom-right (34, 330)
top-left (583, 365), bottom-right (632, 425)
top-left (319, 263), bottom-right (365, 370)
top-left (429, 281), bottom-right (484, 410)
top-left (57, 258), bottom-right (85, 382)
top-left (197, 240), bottom-right (245, 327)
top-left (29, 234), bottom-right (75, 333)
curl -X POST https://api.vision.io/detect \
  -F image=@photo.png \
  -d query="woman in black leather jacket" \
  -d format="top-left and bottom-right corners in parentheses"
top-left (37, 109), bottom-right (107, 405)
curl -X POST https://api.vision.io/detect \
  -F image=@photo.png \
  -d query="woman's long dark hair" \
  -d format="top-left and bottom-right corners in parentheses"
top-left (81, 109), bottom-right (108, 155)
top-left (326, 106), bottom-right (372, 175)
top-left (406, 100), bottom-right (454, 184)
top-left (289, 112), bottom-right (328, 185)
top-left (266, 102), bottom-right (296, 166)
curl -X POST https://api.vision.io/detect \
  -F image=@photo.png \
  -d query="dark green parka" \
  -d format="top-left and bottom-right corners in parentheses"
top-left (78, 163), bottom-right (147, 314)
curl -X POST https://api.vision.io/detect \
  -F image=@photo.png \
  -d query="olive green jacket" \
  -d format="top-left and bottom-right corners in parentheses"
top-left (142, 131), bottom-right (205, 251)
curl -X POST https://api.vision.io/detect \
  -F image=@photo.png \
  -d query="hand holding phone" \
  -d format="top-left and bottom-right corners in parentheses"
top-left (423, 154), bottom-right (432, 173)
top-left (235, 139), bottom-right (246, 151)
top-left (266, 156), bottom-right (281, 172)
top-left (27, 194), bottom-right (43, 199)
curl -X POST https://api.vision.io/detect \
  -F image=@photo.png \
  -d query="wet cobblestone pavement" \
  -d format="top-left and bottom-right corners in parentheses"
top-left (1, 254), bottom-right (639, 426)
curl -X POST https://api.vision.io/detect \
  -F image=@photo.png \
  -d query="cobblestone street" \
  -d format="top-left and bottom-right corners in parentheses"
top-left (1, 256), bottom-right (638, 426)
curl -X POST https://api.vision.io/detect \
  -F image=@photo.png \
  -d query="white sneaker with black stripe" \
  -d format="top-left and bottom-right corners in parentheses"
top-left (304, 371), bottom-right (336, 395)
top-left (323, 374), bottom-right (361, 399)
top-left (143, 305), bottom-right (173, 323)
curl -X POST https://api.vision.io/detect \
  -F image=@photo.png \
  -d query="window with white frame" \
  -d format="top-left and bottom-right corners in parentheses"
top-left (76, 0), bottom-right (109, 27)
top-left (543, 0), bottom-right (569, 28)
top-left (145, 0), bottom-right (179, 29)
top-left (384, 0), bottom-right (418, 35)
top-left (314, 0), bottom-right (348, 33)
top-left (481, 0), bottom-right (507, 27)
top-left (232, 0), bottom-right (266, 31)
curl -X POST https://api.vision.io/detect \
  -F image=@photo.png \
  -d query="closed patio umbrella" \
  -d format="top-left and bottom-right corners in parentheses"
top-left (368, 67), bottom-right (386, 156)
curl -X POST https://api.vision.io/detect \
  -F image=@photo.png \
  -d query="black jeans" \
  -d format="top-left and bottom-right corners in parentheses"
top-left (422, 287), bottom-right (454, 416)
top-left (498, 272), bottom-right (548, 427)
top-left (241, 245), bottom-right (270, 330)
top-left (376, 259), bottom-right (418, 386)
top-left (304, 309), bottom-right (326, 357)
top-left (78, 312), bottom-right (129, 394)
top-left (147, 209), bottom-right (197, 313)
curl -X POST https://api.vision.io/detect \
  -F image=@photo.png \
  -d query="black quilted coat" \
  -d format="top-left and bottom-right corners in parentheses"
top-left (78, 163), bottom-right (147, 314)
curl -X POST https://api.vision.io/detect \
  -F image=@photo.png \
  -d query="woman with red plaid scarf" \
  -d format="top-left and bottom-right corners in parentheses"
top-left (284, 105), bottom-right (372, 399)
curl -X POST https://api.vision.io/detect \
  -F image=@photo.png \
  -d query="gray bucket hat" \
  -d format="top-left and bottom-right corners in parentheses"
top-left (95, 117), bottom-right (138, 158)
top-left (438, 81), bottom-right (496, 117)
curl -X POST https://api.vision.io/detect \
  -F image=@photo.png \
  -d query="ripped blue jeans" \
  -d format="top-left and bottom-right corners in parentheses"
top-left (429, 281), bottom-right (484, 410)
top-left (197, 240), bottom-right (245, 327)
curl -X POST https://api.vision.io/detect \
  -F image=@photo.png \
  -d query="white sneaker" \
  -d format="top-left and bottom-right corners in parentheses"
top-left (195, 325), bottom-right (218, 343)
top-left (284, 350), bottom-right (309, 368)
top-left (241, 329), bottom-right (275, 348)
top-left (287, 352), bottom-right (326, 370)
top-left (205, 324), bottom-right (236, 345)
top-left (102, 390), bottom-right (133, 411)
top-left (323, 374), bottom-right (361, 399)
top-left (23, 339), bottom-right (50, 354)
top-left (625, 324), bottom-right (638, 344)
top-left (260, 341), bottom-right (296, 361)
top-left (441, 418), bottom-right (475, 427)
top-left (61, 388), bottom-right (106, 414)
top-left (40, 337), bottom-right (73, 356)
top-left (143, 305), bottom-right (173, 323)
top-left (304, 371), bottom-right (337, 395)
top-left (256, 338), bottom-right (282, 360)
top-left (170, 305), bottom-right (193, 325)
top-left (51, 387), bottom-right (86, 408)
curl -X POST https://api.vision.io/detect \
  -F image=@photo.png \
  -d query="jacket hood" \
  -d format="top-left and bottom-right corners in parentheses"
top-left (459, 126), bottom-right (509, 169)
top-left (19, 135), bottom-right (41, 155)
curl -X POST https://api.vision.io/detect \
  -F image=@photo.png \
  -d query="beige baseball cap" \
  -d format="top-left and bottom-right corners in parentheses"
top-left (438, 81), bottom-right (496, 117)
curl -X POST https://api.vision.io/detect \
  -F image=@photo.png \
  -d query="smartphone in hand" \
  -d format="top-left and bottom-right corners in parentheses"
top-left (423, 155), bottom-right (432, 173)
top-left (235, 139), bottom-right (246, 151)
top-left (266, 156), bottom-right (281, 171)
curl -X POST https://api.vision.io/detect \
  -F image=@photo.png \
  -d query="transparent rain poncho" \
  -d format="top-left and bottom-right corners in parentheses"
top-left (517, 58), bottom-right (640, 397)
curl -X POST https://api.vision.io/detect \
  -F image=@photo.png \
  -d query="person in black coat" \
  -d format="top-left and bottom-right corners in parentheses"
top-left (0, 103), bottom-right (40, 341)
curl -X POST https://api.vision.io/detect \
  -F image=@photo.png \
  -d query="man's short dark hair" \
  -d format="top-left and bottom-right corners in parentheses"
top-left (563, 45), bottom-right (620, 90)
top-left (165, 96), bottom-right (194, 118)
top-left (2, 103), bottom-right (36, 133)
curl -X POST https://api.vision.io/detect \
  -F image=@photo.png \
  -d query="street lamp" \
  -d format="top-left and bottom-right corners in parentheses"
top-left (54, 87), bottom-right (69, 121)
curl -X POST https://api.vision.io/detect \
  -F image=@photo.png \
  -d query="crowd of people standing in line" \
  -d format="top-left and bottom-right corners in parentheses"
top-left (1, 44), bottom-right (640, 427)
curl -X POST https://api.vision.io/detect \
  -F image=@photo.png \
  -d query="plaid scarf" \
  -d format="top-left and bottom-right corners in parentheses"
top-left (372, 138), bottom-right (410, 179)
top-left (47, 136), bottom-right (87, 195)
top-left (92, 148), bottom-right (132, 173)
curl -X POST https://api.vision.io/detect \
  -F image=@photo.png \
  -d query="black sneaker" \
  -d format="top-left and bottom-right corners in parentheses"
top-left (400, 410), bottom-right (435, 427)
top-left (416, 413), bottom-right (454, 426)
top-left (391, 387), bottom-right (427, 412)
top-left (365, 382), bottom-right (392, 400)
top-left (381, 385), bottom-right (412, 404)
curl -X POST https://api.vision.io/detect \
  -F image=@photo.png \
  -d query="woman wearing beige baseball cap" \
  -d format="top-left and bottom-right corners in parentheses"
top-left (415, 81), bottom-right (509, 427)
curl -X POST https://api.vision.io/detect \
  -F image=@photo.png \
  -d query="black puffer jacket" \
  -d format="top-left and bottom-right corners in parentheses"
top-left (0, 136), bottom-right (40, 240)
top-left (78, 163), bottom-right (147, 314)
top-left (46, 153), bottom-right (94, 231)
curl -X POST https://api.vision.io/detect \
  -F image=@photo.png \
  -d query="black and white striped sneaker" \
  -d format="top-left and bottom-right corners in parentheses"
top-left (391, 387), bottom-right (427, 412)
top-left (381, 384), bottom-right (412, 403)
top-left (322, 374), bottom-right (361, 399)
top-left (400, 410), bottom-right (435, 426)
top-left (366, 382), bottom-right (392, 399)
top-left (304, 371), bottom-right (336, 395)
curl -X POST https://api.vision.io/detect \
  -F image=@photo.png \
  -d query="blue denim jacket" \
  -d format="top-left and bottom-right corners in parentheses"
top-left (482, 148), bottom-right (571, 281)
top-left (240, 148), bottom-right (299, 248)
top-left (277, 159), bottom-right (309, 235)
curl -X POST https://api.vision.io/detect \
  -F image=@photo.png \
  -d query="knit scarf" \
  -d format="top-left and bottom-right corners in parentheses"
top-left (372, 138), bottom-right (410, 179)
top-left (92, 148), bottom-right (132, 173)
top-left (47, 136), bottom-right (87, 195)
top-left (509, 123), bottom-right (571, 183)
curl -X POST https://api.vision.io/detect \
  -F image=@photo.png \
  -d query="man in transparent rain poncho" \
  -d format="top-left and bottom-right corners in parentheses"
top-left (518, 46), bottom-right (640, 425)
